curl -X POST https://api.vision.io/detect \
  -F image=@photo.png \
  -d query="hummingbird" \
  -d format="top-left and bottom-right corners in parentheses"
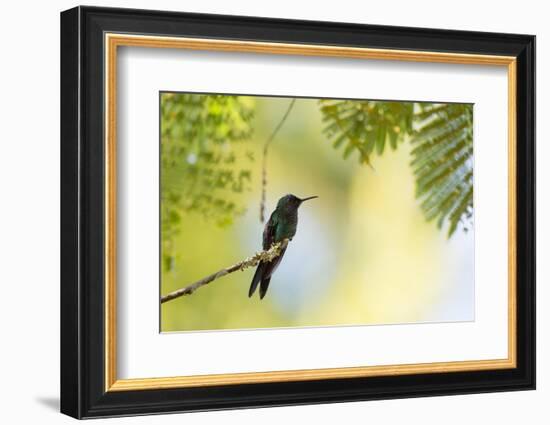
top-left (249, 194), bottom-right (318, 299)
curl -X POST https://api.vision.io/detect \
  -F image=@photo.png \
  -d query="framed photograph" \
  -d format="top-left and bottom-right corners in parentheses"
top-left (60, 6), bottom-right (535, 419)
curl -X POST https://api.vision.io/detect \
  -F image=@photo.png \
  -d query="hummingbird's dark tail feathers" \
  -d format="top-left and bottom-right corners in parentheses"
top-left (248, 262), bottom-right (265, 298)
top-left (259, 277), bottom-right (272, 300)
top-left (249, 246), bottom-right (287, 299)
top-left (249, 262), bottom-right (272, 299)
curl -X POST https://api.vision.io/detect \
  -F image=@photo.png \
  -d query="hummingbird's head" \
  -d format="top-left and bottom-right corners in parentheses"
top-left (276, 194), bottom-right (318, 210)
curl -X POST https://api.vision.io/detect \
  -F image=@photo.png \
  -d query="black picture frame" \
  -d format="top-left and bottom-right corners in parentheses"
top-left (61, 5), bottom-right (535, 419)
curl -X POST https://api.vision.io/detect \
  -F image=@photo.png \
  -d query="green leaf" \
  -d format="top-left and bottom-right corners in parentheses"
top-left (320, 99), bottom-right (413, 165)
top-left (343, 142), bottom-right (355, 159)
top-left (411, 103), bottom-right (473, 237)
top-left (376, 123), bottom-right (386, 153)
top-left (160, 93), bottom-right (255, 267)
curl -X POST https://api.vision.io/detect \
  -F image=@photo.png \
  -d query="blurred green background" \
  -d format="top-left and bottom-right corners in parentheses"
top-left (160, 93), bottom-right (474, 332)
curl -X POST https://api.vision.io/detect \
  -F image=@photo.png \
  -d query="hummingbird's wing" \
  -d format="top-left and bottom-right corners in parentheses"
top-left (259, 245), bottom-right (287, 299)
top-left (262, 211), bottom-right (277, 249)
top-left (249, 212), bottom-right (278, 298)
top-left (257, 211), bottom-right (287, 298)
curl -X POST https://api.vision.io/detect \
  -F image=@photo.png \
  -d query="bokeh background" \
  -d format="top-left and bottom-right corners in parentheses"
top-left (160, 93), bottom-right (474, 332)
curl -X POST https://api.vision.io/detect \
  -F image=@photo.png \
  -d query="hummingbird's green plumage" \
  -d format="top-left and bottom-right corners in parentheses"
top-left (249, 194), bottom-right (318, 299)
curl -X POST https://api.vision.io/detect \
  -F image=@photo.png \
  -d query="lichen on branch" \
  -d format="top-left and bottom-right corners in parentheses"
top-left (160, 239), bottom-right (289, 304)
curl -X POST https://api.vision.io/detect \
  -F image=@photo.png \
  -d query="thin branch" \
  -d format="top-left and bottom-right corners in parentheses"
top-left (160, 239), bottom-right (289, 304)
top-left (260, 98), bottom-right (296, 222)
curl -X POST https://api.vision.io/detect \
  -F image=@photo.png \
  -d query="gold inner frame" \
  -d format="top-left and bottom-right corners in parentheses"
top-left (104, 33), bottom-right (517, 392)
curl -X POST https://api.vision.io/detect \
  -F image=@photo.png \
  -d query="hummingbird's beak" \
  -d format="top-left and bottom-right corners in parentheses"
top-left (299, 195), bottom-right (318, 203)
